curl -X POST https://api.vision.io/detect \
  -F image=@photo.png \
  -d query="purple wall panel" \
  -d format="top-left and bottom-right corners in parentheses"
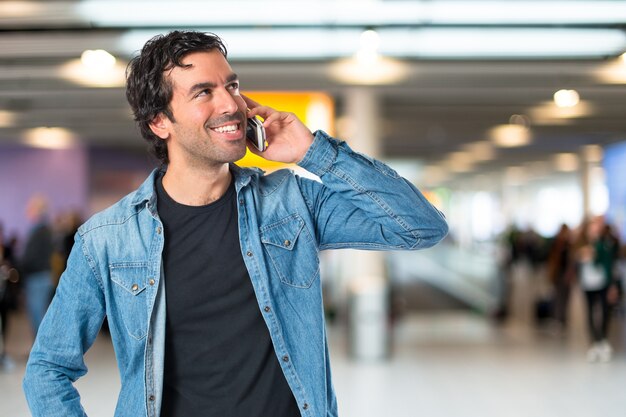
top-left (0, 146), bottom-right (88, 242)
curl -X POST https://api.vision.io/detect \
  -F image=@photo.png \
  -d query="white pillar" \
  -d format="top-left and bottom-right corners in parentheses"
top-left (580, 151), bottom-right (591, 218)
top-left (342, 87), bottom-right (385, 280)
top-left (342, 87), bottom-right (389, 360)
top-left (344, 87), bottom-right (382, 158)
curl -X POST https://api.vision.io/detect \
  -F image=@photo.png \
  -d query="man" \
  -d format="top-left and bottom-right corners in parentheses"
top-left (23, 31), bottom-right (448, 417)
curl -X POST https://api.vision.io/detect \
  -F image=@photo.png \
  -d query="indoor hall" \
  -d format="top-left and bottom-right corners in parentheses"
top-left (2, 278), bottom-right (626, 417)
top-left (2, 1), bottom-right (626, 416)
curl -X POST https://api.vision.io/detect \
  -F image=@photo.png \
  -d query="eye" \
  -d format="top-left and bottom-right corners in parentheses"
top-left (196, 88), bottom-right (211, 97)
top-left (227, 82), bottom-right (240, 91)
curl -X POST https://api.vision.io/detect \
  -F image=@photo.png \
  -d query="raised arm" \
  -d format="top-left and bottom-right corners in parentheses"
top-left (244, 95), bottom-right (447, 251)
top-left (296, 131), bottom-right (448, 250)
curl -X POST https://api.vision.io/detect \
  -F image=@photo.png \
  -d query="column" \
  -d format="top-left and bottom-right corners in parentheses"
top-left (342, 87), bottom-right (389, 360)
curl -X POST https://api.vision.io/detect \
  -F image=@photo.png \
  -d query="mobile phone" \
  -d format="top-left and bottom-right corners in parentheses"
top-left (246, 116), bottom-right (266, 152)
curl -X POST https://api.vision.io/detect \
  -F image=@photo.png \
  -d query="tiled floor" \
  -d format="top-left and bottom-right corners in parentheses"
top-left (2, 301), bottom-right (626, 417)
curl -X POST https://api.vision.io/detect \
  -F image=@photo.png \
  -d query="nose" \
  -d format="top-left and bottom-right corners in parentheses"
top-left (216, 88), bottom-right (240, 115)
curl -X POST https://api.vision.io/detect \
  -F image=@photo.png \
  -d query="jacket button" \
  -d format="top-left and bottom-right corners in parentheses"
top-left (284, 240), bottom-right (291, 247)
top-left (148, 395), bottom-right (155, 401)
top-left (246, 251), bottom-right (253, 257)
top-left (131, 284), bottom-right (139, 292)
top-left (149, 279), bottom-right (155, 286)
top-left (239, 199), bottom-right (244, 205)
top-left (156, 227), bottom-right (162, 234)
top-left (264, 306), bottom-right (271, 313)
top-left (282, 355), bottom-right (289, 362)
top-left (303, 403), bottom-right (309, 410)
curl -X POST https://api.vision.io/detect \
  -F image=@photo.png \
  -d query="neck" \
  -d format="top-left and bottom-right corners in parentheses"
top-left (162, 163), bottom-right (232, 206)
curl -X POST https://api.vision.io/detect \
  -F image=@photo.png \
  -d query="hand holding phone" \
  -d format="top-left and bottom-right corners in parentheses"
top-left (246, 116), bottom-right (266, 152)
top-left (243, 95), bottom-right (314, 163)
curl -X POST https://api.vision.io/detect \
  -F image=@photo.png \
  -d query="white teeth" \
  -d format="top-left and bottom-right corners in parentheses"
top-left (214, 124), bottom-right (238, 133)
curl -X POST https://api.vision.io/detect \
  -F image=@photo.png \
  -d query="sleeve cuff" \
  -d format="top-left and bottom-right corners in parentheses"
top-left (297, 130), bottom-right (338, 176)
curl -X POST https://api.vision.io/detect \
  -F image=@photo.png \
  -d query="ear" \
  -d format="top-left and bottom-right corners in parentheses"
top-left (149, 113), bottom-right (171, 140)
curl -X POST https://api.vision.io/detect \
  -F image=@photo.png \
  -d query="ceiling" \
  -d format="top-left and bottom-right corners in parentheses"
top-left (1, 0), bottom-right (626, 184)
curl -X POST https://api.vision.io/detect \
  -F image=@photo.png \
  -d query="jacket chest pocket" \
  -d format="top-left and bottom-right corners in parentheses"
top-left (109, 262), bottom-right (150, 340)
top-left (260, 214), bottom-right (319, 289)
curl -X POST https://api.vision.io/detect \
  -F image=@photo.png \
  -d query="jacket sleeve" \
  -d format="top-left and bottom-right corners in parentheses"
top-left (296, 130), bottom-right (448, 251)
top-left (23, 233), bottom-right (106, 417)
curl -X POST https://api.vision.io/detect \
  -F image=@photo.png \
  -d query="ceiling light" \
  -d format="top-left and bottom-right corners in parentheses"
top-left (23, 127), bottom-right (77, 149)
top-left (329, 55), bottom-right (409, 85)
top-left (59, 58), bottom-right (126, 88)
top-left (0, 1), bottom-right (43, 17)
top-left (121, 27), bottom-right (626, 60)
top-left (593, 59), bottom-right (626, 84)
top-left (356, 30), bottom-right (381, 64)
top-left (0, 110), bottom-right (16, 127)
top-left (447, 151), bottom-right (474, 164)
top-left (386, 28), bottom-right (626, 59)
top-left (509, 114), bottom-right (531, 128)
top-left (463, 141), bottom-right (496, 161)
top-left (442, 156), bottom-right (474, 173)
top-left (81, 49), bottom-right (116, 70)
top-left (490, 124), bottom-right (531, 148)
top-left (554, 153), bottom-right (579, 172)
top-left (529, 100), bottom-right (593, 123)
top-left (78, 1), bottom-right (626, 27)
top-left (329, 29), bottom-right (409, 85)
top-left (553, 89), bottom-right (580, 108)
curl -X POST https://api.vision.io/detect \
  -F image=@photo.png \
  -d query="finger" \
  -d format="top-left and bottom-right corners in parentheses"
top-left (261, 111), bottom-right (284, 128)
top-left (248, 105), bottom-right (275, 120)
top-left (242, 94), bottom-right (260, 109)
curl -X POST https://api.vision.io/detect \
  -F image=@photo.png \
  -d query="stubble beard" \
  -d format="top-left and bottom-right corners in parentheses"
top-left (193, 125), bottom-right (247, 168)
top-left (202, 112), bottom-right (248, 164)
top-left (170, 121), bottom-right (246, 170)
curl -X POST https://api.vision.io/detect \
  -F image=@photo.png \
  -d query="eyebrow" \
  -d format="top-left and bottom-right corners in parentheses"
top-left (188, 73), bottom-right (239, 96)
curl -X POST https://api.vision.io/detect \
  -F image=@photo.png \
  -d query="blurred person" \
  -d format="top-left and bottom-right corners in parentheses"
top-left (51, 210), bottom-right (82, 286)
top-left (19, 195), bottom-right (54, 339)
top-left (58, 211), bottom-right (82, 266)
top-left (598, 224), bottom-right (621, 322)
top-left (23, 30), bottom-right (448, 417)
top-left (616, 244), bottom-right (626, 309)
top-left (521, 226), bottom-right (549, 272)
top-left (546, 224), bottom-right (575, 329)
top-left (0, 223), bottom-right (19, 371)
top-left (493, 225), bottom-right (522, 321)
top-left (575, 218), bottom-right (619, 362)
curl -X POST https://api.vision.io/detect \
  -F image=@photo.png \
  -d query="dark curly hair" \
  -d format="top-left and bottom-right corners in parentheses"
top-left (125, 31), bottom-right (228, 165)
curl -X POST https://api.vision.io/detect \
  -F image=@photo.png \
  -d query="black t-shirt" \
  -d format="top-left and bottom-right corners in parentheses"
top-left (156, 173), bottom-right (300, 417)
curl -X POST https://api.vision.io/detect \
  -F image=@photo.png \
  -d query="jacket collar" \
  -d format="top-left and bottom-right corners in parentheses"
top-left (129, 164), bottom-right (263, 208)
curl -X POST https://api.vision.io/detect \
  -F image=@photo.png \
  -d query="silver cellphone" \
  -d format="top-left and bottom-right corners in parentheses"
top-left (246, 116), bottom-right (266, 152)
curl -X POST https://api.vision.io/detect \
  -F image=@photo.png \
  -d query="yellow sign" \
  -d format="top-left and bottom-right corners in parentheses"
top-left (237, 92), bottom-right (334, 171)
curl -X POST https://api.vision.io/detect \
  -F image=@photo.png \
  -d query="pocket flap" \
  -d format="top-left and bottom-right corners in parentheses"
top-left (260, 214), bottom-right (305, 251)
top-left (110, 263), bottom-right (148, 296)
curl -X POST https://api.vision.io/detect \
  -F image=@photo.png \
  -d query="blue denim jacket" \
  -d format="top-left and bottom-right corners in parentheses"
top-left (23, 131), bottom-right (448, 417)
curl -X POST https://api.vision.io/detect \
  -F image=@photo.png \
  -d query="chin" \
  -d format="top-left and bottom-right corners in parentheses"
top-left (227, 145), bottom-right (247, 162)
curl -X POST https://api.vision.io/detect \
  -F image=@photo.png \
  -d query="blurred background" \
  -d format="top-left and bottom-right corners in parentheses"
top-left (1, 1), bottom-right (626, 416)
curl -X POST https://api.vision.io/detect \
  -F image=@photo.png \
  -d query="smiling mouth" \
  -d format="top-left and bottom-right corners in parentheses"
top-left (210, 123), bottom-right (241, 134)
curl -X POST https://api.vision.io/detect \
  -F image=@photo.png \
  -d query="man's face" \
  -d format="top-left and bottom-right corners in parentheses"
top-left (158, 50), bottom-right (248, 168)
